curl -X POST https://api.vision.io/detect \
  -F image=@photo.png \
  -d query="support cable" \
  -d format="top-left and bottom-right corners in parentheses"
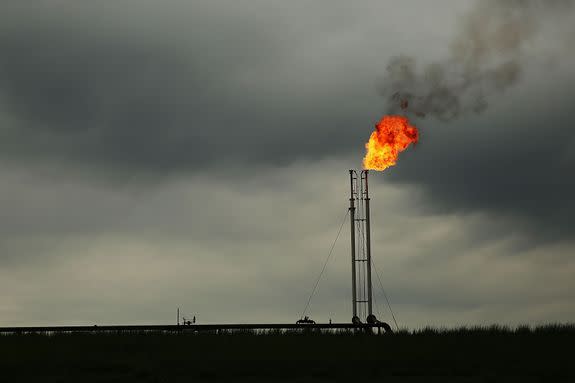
top-left (373, 283), bottom-right (382, 319)
top-left (371, 259), bottom-right (400, 331)
top-left (300, 209), bottom-right (349, 319)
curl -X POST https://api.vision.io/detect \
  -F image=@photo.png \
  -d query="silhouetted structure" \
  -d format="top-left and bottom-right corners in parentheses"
top-left (349, 170), bottom-right (373, 323)
top-left (349, 170), bottom-right (392, 331)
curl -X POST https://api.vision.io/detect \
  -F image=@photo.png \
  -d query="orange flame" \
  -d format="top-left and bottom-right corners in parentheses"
top-left (363, 115), bottom-right (419, 171)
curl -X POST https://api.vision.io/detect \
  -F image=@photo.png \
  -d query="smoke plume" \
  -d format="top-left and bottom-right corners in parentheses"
top-left (381, 0), bottom-right (574, 121)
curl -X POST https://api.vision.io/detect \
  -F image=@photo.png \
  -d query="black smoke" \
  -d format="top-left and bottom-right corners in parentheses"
top-left (381, 0), bottom-right (574, 121)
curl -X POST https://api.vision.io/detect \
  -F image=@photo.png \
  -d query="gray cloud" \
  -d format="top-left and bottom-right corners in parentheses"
top-left (375, 0), bottom-right (575, 240)
top-left (0, 1), bottom-right (573, 233)
top-left (0, 0), bottom-right (382, 174)
top-left (382, 74), bottom-right (575, 241)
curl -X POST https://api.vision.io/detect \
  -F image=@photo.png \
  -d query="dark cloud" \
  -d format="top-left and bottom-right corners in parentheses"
top-left (0, 1), bottom-right (376, 174)
top-left (370, 0), bottom-right (575, 240)
top-left (0, 19), bottom-right (237, 171)
top-left (379, 76), bottom-right (575, 240)
top-left (0, 0), bottom-right (573, 240)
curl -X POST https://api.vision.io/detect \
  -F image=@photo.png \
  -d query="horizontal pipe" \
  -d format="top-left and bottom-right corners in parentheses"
top-left (0, 323), bottom-right (388, 333)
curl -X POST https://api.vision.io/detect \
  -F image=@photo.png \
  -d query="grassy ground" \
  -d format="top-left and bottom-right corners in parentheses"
top-left (1, 325), bottom-right (573, 382)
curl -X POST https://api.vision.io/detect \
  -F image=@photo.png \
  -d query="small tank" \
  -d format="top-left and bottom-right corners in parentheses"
top-left (366, 314), bottom-right (378, 324)
top-left (366, 314), bottom-right (394, 333)
top-left (296, 316), bottom-right (316, 324)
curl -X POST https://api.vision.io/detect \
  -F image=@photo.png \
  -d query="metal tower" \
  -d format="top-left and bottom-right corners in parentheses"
top-left (349, 170), bottom-right (375, 324)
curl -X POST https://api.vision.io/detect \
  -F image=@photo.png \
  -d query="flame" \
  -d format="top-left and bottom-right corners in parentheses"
top-left (363, 115), bottom-right (419, 171)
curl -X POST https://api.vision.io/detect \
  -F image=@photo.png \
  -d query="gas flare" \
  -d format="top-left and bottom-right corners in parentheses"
top-left (363, 115), bottom-right (419, 171)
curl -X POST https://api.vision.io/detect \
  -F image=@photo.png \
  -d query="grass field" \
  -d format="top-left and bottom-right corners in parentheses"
top-left (1, 325), bottom-right (573, 382)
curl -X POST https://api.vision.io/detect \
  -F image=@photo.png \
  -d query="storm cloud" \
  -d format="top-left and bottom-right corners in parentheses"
top-left (0, 0), bottom-right (573, 237)
top-left (0, 1), bottom-right (376, 173)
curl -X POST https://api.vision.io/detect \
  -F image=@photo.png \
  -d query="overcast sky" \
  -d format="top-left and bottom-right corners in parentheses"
top-left (0, 0), bottom-right (574, 328)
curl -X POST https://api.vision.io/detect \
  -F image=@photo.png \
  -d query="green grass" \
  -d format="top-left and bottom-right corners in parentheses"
top-left (1, 324), bottom-right (573, 382)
